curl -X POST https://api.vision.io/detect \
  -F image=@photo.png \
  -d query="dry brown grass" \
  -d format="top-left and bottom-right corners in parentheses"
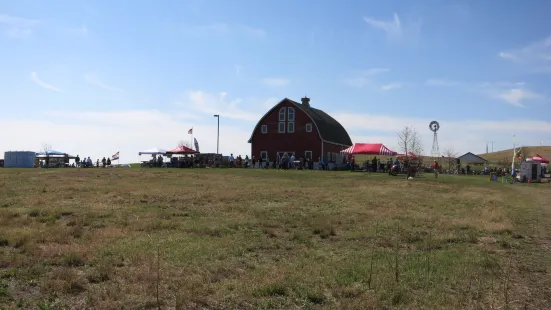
top-left (0, 168), bottom-right (550, 309)
top-left (478, 145), bottom-right (551, 164)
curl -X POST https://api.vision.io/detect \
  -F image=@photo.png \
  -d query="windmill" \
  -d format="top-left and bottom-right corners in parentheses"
top-left (429, 121), bottom-right (440, 160)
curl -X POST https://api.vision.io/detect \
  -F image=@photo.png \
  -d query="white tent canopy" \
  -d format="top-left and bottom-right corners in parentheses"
top-left (138, 148), bottom-right (167, 155)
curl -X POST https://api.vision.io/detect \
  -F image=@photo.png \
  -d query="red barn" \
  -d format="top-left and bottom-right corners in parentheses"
top-left (248, 97), bottom-right (352, 162)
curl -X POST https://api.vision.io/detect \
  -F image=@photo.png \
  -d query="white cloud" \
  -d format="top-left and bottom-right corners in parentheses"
top-left (425, 79), bottom-right (545, 107)
top-left (342, 68), bottom-right (389, 88)
top-left (342, 77), bottom-right (370, 88)
top-left (180, 91), bottom-right (263, 122)
top-left (30, 72), bottom-right (63, 92)
top-left (262, 78), bottom-right (289, 87)
top-left (0, 14), bottom-right (39, 38)
top-left (362, 68), bottom-right (390, 75)
top-left (425, 78), bottom-right (461, 87)
top-left (234, 64), bottom-right (242, 77)
top-left (66, 25), bottom-right (88, 35)
top-left (498, 36), bottom-right (551, 72)
top-left (363, 13), bottom-right (422, 45)
top-left (494, 88), bottom-right (542, 107)
top-left (381, 83), bottom-right (402, 91)
top-left (363, 13), bottom-right (402, 40)
top-left (84, 74), bottom-right (125, 92)
top-left (498, 52), bottom-right (517, 60)
top-left (182, 23), bottom-right (266, 39)
top-left (475, 82), bottom-right (544, 107)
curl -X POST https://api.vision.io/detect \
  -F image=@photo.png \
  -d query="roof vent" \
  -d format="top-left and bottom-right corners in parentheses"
top-left (301, 96), bottom-right (310, 108)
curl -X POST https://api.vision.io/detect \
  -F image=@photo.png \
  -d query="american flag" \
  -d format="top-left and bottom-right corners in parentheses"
top-left (112, 151), bottom-right (119, 160)
top-left (188, 128), bottom-right (193, 134)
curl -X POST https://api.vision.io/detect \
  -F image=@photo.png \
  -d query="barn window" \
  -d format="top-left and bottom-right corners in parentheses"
top-left (279, 107), bottom-right (286, 121)
top-left (305, 151), bottom-right (312, 159)
top-left (305, 123), bottom-right (312, 132)
top-left (278, 122), bottom-right (285, 133)
top-left (261, 125), bottom-right (267, 134)
top-left (288, 107), bottom-right (295, 121)
top-left (260, 151), bottom-right (267, 160)
top-left (287, 122), bottom-right (295, 133)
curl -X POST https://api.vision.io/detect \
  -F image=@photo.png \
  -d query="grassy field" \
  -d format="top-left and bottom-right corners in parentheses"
top-left (0, 168), bottom-right (550, 309)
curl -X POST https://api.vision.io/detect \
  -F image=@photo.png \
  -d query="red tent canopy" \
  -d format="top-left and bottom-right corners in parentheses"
top-left (167, 145), bottom-right (198, 154)
top-left (340, 143), bottom-right (396, 155)
top-left (533, 154), bottom-right (549, 163)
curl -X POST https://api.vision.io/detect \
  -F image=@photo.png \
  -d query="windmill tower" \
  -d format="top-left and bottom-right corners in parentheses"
top-left (429, 121), bottom-right (440, 160)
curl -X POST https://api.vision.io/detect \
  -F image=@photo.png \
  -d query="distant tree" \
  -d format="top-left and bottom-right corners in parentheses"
top-left (397, 126), bottom-right (424, 173)
top-left (397, 126), bottom-right (423, 160)
top-left (497, 157), bottom-right (512, 168)
top-left (443, 148), bottom-right (458, 170)
top-left (42, 143), bottom-right (52, 168)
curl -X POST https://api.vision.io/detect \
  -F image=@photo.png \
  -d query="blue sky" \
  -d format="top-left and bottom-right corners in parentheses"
top-left (1, 0), bottom-right (550, 163)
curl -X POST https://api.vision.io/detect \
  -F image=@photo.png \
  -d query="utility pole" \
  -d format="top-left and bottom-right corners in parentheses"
top-left (213, 114), bottom-right (220, 154)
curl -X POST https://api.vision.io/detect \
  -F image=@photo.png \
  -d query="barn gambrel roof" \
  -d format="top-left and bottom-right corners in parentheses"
top-left (247, 98), bottom-right (352, 146)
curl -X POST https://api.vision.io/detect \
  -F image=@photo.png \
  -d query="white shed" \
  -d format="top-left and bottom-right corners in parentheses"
top-left (457, 152), bottom-right (488, 165)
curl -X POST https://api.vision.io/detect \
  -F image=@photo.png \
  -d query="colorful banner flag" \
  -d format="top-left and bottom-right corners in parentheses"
top-left (112, 151), bottom-right (119, 160)
top-left (194, 138), bottom-right (200, 152)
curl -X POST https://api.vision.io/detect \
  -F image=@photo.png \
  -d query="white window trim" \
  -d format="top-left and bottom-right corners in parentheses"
top-left (288, 107), bottom-right (295, 121)
top-left (287, 121), bottom-right (295, 133)
top-left (305, 151), bottom-right (312, 159)
top-left (260, 151), bottom-right (267, 160)
top-left (261, 125), bottom-right (267, 134)
top-left (278, 122), bottom-right (285, 133)
top-left (306, 123), bottom-right (312, 132)
top-left (279, 107), bottom-right (286, 121)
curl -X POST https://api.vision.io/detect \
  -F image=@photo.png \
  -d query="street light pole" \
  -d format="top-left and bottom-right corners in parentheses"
top-left (213, 115), bottom-right (220, 154)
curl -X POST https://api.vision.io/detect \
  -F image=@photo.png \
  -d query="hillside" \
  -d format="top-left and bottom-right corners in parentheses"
top-left (478, 145), bottom-right (551, 164)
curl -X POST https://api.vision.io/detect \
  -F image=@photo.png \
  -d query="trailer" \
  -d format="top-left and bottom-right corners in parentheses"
top-left (519, 161), bottom-right (542, 183)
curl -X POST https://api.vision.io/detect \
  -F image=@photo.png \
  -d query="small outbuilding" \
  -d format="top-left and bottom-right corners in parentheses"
top-left (457, 152), bottom-right (488, 165)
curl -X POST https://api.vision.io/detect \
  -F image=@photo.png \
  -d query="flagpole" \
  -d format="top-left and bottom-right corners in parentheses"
top-left (191, 126), bottom-right (194, 150)
top-left (511, 135), bottom-right (516, 176)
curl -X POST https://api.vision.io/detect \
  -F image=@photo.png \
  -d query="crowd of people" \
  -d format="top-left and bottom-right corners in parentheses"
top-left (73, 155), bottom-right (112, 168)
top-left (227, 153), bottom-right (317, 170)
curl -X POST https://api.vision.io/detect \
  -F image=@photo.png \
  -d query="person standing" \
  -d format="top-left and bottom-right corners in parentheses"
top-left (433, 160), bottom-right (439, 178)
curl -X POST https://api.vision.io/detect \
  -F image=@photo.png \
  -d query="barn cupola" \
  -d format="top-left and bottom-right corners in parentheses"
top-left (301, 96), bottom-right (310, 108)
